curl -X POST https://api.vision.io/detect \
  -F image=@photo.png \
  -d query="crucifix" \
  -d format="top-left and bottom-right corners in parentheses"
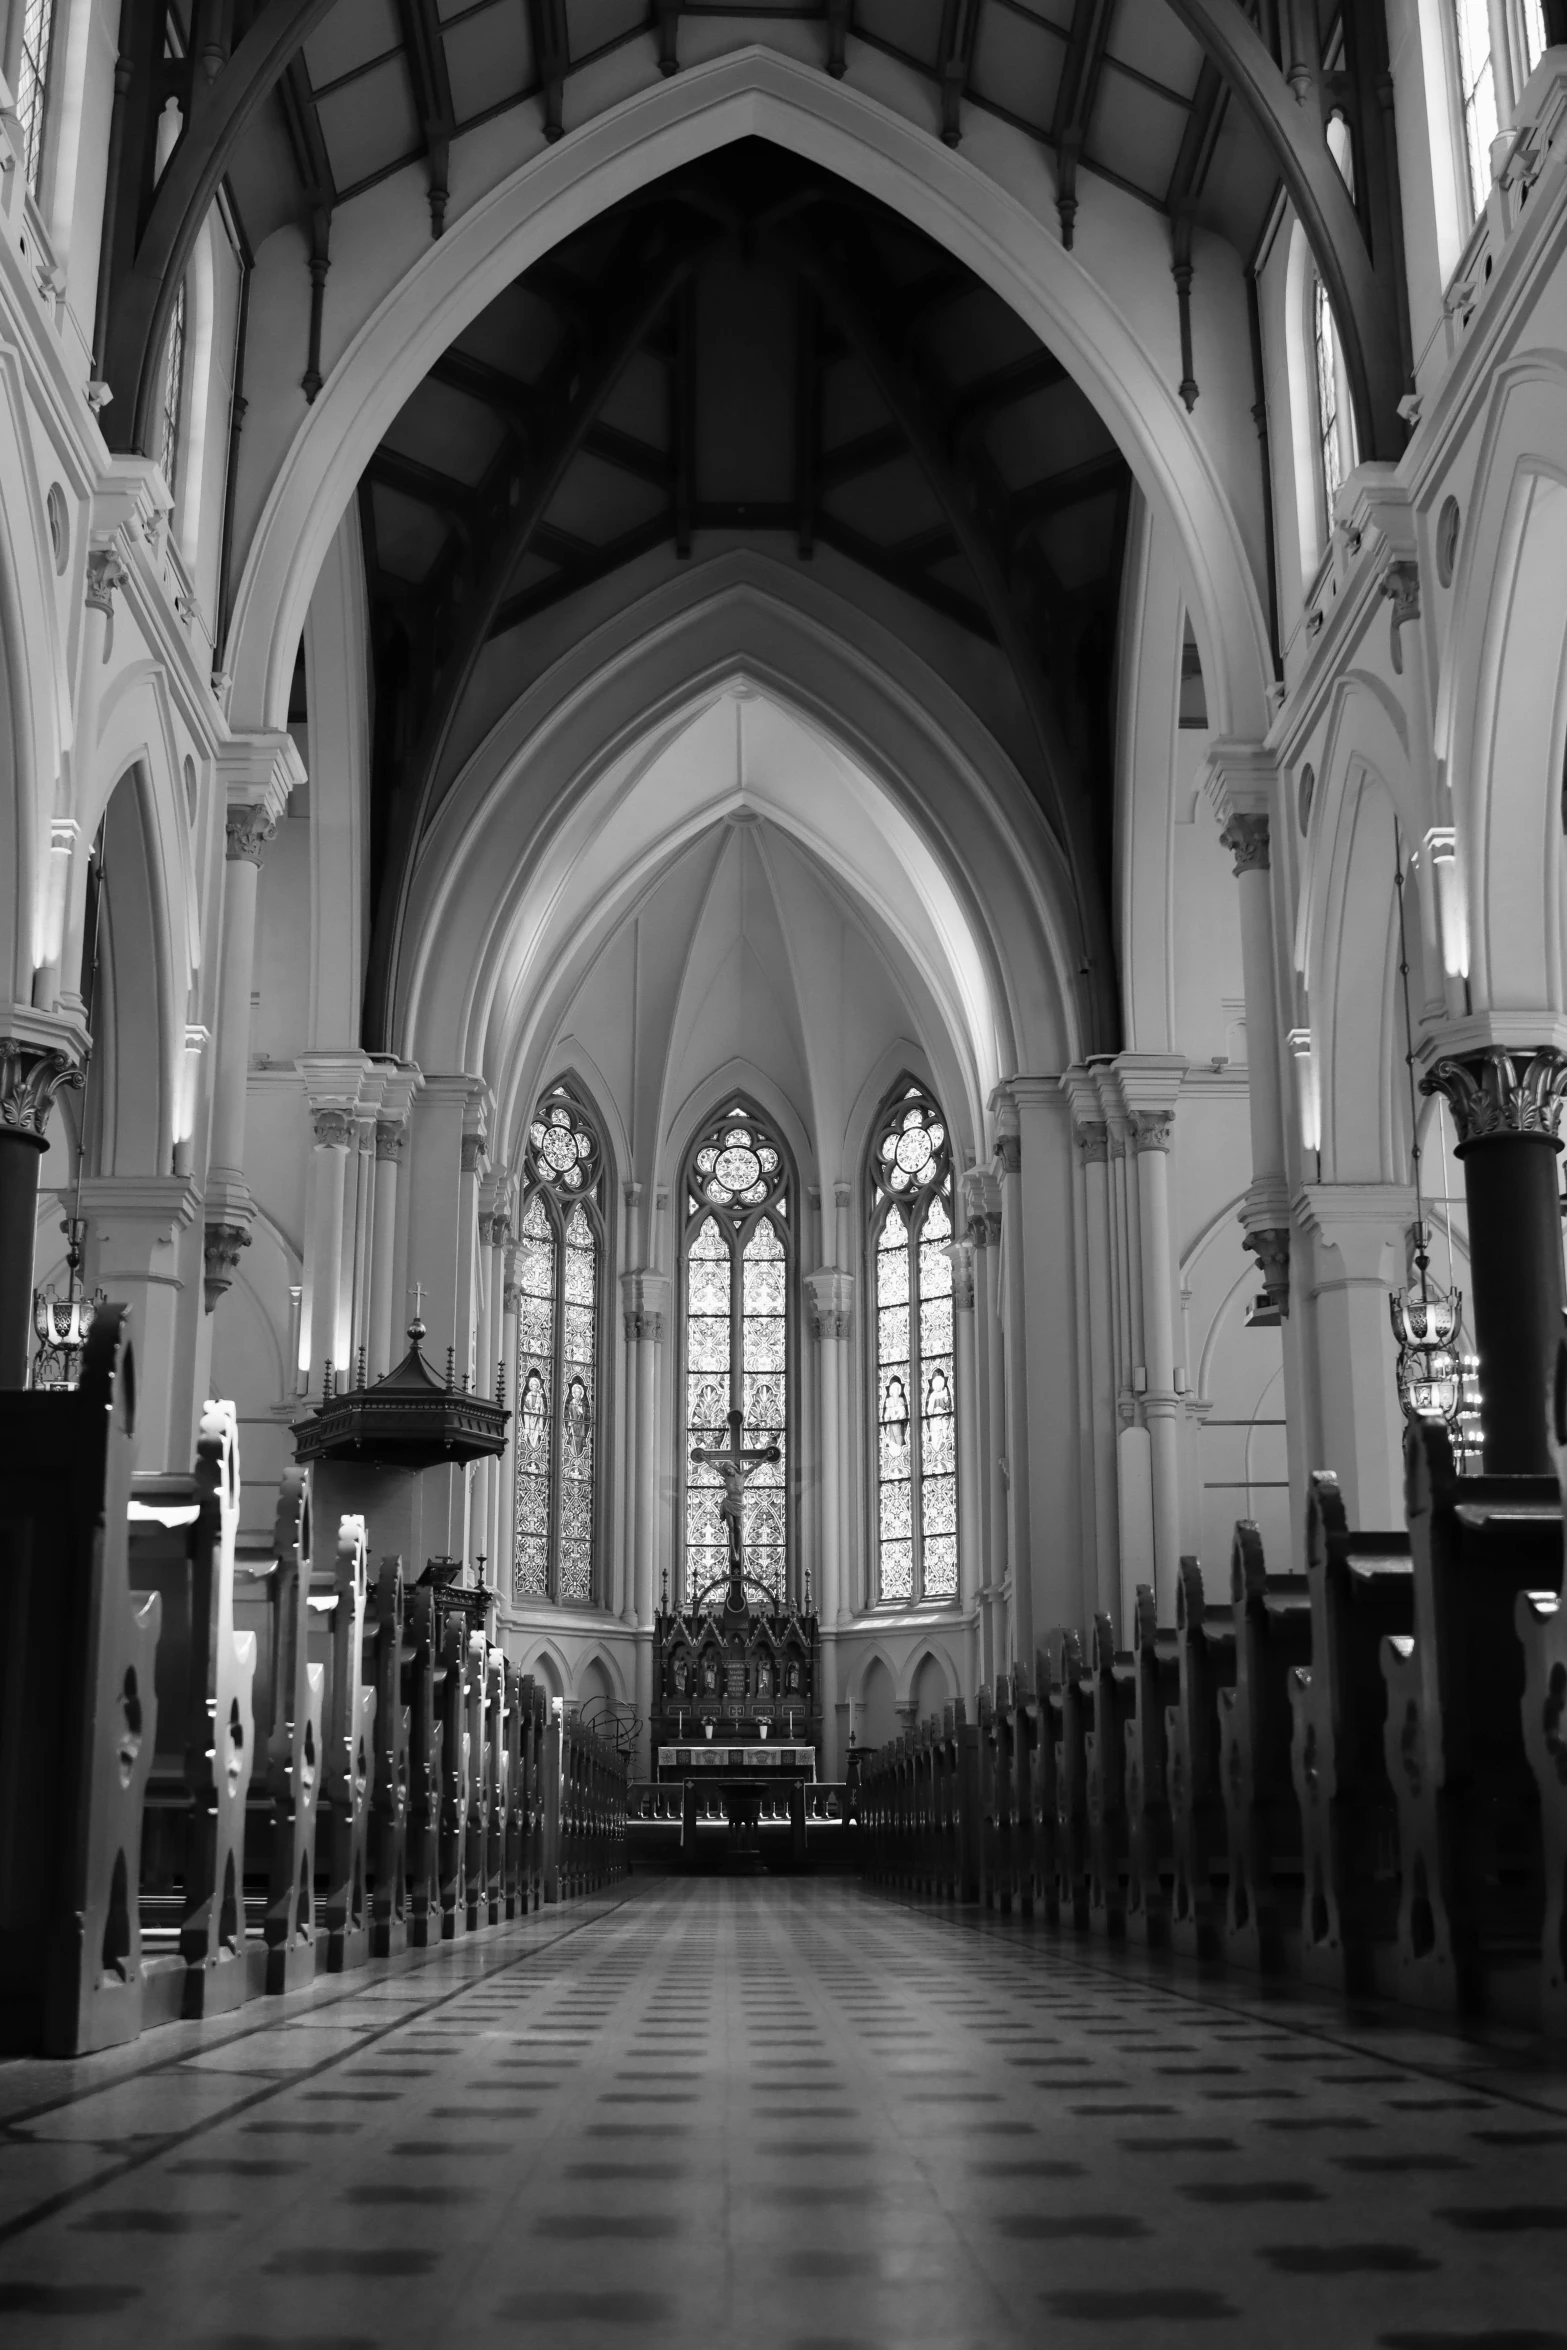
top-left (690, 1407), bottom-right (781, 1611)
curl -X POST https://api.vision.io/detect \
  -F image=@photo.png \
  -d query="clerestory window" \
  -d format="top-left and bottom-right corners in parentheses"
top-left (14, 0), bottom-right (56, 195)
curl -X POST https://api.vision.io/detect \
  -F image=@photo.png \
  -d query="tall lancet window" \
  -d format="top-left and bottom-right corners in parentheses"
top-left (513, 1085), bottom-right (605, 1606)
top-left (683, 1103), bottom-right (791, 1604)
top-left (870, 1083), bottom-right (958, 1605)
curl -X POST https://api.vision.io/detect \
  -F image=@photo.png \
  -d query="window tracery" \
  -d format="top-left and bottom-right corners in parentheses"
top-left (15, 0), bottom-right (55, 194)
top-left (682, 1103), bottom-right (791, 1604)
top-left (870, 1083), bottom-right (958, 1605)
top-left (513, 1085), bottom-right (604, 1606)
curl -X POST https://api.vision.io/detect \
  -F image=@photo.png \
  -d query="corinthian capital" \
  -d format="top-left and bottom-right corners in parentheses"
top-left (1128, 1108), bottom-right (1175, 1154)
top-left (1422, 1046), bottom-right (1567, 1146)
top-left (311, 1106), bottom-right (356, 1149)
top-left (225, 802), bottom-right (277, 865)
top-left (84, 548), bottom-right (128, 619)
top-left (0, 1036), bottom-right (83, 1140)
top-left (1219, 813), bottom-right (1270, 876)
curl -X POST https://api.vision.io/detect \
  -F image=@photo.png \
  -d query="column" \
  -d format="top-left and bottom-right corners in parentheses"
top-left (498, 1243), bottom-right (520, 1595)
top-left (484, 1189), bottom-right (512, 1579)
top-left (1071, 1110), bottom-right (1119, 1624)
top-left (368, 1061), bottom-right (420, 1377)
top-left (994, 1091), bottom-right (1033, 1669)
top-left (948, 1238), bottom-right (982, 1618)
top-left (0, 1026), bottom-right (83, 1384)
top-left (1422, 1047), bottom-right (1567, 1475)
top-left (203, 807), bottom-right (272, 1311)
top-left (297, 1047), bottom-right (370, 1387)
top-left (621, 1271), bottom-right (668, 1775)
top-left (346, 1104), bottom-right (378, 1375)
top-left (1296, 1184), bottom-right (1415, 1525)
top-left (76, 1174), bottom-right (199, 1466)
top-left (1127, 1102), bottom-right (1182, 1622)
top-left (205, 737), bottom-right (301, 1312)
top-left (964, 1173), bottom-right (1005, 1684)
top-left (805, 1268), bottom-right (853, 1624)
top-left (1217, 808), bottom-right (1293, 1322)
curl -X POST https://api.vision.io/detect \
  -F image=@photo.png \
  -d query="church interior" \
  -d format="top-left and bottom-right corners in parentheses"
top-left (3, 0), bottom-right (1567, 2340)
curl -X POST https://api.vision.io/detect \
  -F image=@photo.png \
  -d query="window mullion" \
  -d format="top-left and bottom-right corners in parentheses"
top-left (910, 1205), bottom-right (924, 1601)
top-left (551, 1213), bottom-right (566, 1602)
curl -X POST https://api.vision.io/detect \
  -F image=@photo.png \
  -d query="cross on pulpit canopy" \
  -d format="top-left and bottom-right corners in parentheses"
top-left (690, 1407), bottom-right (781, 1604)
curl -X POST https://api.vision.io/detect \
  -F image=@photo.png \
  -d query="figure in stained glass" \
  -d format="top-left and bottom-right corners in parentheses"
top-left (564, 1375), bottom-right (590, 1458)
top-left (880, 1374), bottom-right (910, 1446)
top-left (520, 1367), bottom-right (548, 1462)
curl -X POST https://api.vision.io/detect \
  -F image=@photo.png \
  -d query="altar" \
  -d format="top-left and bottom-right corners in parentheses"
top-left (651, 1410), bottom-right (823, 1864)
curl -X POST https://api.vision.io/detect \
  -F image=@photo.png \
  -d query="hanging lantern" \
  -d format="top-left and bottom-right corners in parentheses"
top-left (32, 1217), bottom-right (106, 1392)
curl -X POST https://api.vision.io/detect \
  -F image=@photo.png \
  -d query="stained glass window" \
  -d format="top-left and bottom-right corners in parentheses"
top-left (512, 1086), bottom-right (604, 1605)
top-left (16, 0), bottom-right (55, 194)
top-left (870, 1083), bottom-right (959, 1604)
top-left (161, 280), bottom-right (187, 502)
top-left (683, 1103), bottom-right (791, 1605)
top-left (1454, 0), bottom-right (1546, 221)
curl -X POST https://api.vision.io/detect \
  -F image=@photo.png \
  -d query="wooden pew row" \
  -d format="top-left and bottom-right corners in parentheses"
top-left (861, 1415), bottom-right (1567, 2036)
top-left (0, 1310), bottom-right (626, 2056)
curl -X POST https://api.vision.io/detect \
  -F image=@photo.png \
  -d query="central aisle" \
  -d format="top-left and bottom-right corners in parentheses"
top-left (2, 1879), bottom-right (1565, 2345)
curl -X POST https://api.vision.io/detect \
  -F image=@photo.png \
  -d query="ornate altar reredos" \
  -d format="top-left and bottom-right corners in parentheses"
top-left (653, 1576), bottom-right (818, 1751)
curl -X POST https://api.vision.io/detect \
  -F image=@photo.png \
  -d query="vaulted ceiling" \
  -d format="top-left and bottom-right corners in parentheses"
top-left (128, 0), bottom-right (1411, 1057)
top-left (355, 141), bottom-right (1133, 1043)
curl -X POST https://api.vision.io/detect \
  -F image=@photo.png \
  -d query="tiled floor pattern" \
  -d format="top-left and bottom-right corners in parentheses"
top-left (2, 1878), bottom-right (1566, 2345)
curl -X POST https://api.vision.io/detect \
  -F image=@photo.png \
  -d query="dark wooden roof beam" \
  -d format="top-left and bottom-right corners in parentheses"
top-left (1049, 0), bottom-right (1115, 248)
top-left (395, 0), bottom-right (458, 236)
top-left (528, 0), bottom-right (570, 141)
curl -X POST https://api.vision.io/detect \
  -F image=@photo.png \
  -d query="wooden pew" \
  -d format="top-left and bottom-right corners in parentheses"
top-left (484, 1648), bottom-right (506, 1926)
top-left (405, 1583), bottom-right (443, 1946)
top-left (1123, 1585), bottom-right (1178, 1947)
top-left (1085, 1615), bottom-right (1134, 1935)
top-left (464, 1630), bottom-right (488, 1930)
top-left (259, 1470), bottom-right (323, 1993)
top-left (318, 1513), bottom-right (375, 1972)
top-left (436, 1609), bottom-right (471, 1935)
top-left (1382, 1418), bottom-right (1557, 2016)
top-left (367, 1557), bottom-right (408, 1958)
top-left (1166, 1554), bottom-right (1235, 1959)
top-left (521, 1676), bottom-right (544, 1910)
top-left (1052, 1628), bottom-right (1092, 1929)
top-left (131, 1400), bottom-right (258, 2019)
top-left (1010, 1661), bottom-right (1038, 1918)
top-left (1032, 1642), bottom-right (1063, 1926)
top-left (1218, 1519), bottom-right (1311, 1971)
top-left (0, 1307), bottom-right (161, 2055)
top-left (502, 1660), bottom-right (525, 1917)
top-left (1518, 1573), bottom-right (1567, 2034)
top-left (1288, 1471), bottom-right (1411, 1993)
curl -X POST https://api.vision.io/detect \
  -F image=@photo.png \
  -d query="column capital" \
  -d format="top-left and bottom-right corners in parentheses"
top-left (215, 730), bottom-right (303, 837)
top-left (948, 1238), bottom-right (976, 1311)
top-left (203, 1220), bottom-right (251, 1313)
top-left (311, 1107), bottom-right (356, 1150)
top-left (1421, 1044), bottom-right (1567, 1147)
top-left (1128, 1108), bottom-right (1175, 1154)
top-left (1219, 811), bottom-right (1270, 876)
top-left (224, 803), bottom-right (277, 865)
top-left (1241, 1225), bottom-right (1291, 1318)
top-left (621, 1268), bottom-right (670, 1343)
top-left (0, 1025), bottom-right (85, 1141)
top-left (460, 1132), bottom-right (488, 1177)
top-left (804, 1267), bottom-right (855, 1341)
top-left (989, 1080), bottom-right (1022, 1174)
top-left (960, 1165), bottom-right (1002, 1245)
top-left (375, 1121), bottom-right (406, 1163)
